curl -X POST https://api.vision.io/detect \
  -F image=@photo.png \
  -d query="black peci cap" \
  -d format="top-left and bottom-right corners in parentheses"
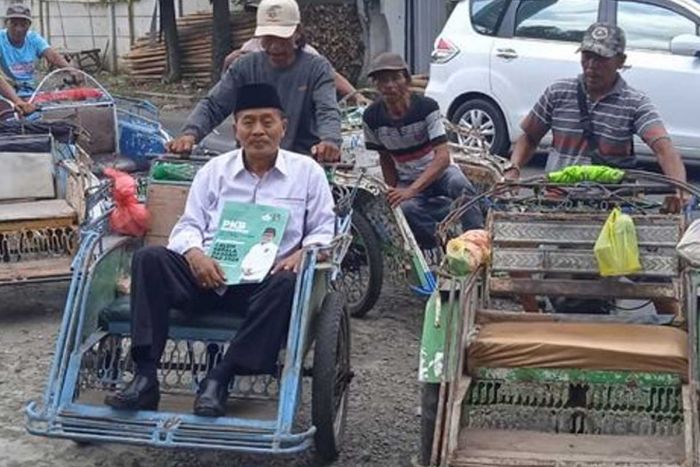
top-left (234, 83), bottom-right (285, 115)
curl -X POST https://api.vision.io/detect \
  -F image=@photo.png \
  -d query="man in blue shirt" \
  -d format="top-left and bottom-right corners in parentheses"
top-left (0, 4), bottom-right (72, 97)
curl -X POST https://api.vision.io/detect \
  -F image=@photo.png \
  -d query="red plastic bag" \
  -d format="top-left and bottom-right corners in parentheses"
top-left (104, 168), bottom-right (150, 236)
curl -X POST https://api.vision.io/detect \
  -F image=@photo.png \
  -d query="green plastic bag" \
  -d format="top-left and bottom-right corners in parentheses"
top-left (594, 207), bottom-right (642, 276)
top-left (548, 165), bottom-right (625, 184)
top-left (151, 162), bottom-right (197, 182)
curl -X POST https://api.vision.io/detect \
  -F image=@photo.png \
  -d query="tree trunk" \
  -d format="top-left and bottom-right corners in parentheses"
top-left (211, 0), bottom-right (232, 83)
top-left (159, 0), bottom-right (182, 82)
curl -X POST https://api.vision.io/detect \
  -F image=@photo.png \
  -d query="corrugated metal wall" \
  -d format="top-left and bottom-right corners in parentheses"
top-left (406, 0), bottom-right (447, 74)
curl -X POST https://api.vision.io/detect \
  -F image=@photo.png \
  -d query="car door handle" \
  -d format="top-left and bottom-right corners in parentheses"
top-left (496, 48), bottom-right (519, 60)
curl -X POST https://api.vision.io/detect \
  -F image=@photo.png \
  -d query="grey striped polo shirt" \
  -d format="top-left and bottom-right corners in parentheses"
top-left (521, 75), bottom-right (668, 171)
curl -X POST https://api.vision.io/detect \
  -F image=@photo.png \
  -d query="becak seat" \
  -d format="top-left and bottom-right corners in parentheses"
top-left (467, 321), bottom-right (688, 380)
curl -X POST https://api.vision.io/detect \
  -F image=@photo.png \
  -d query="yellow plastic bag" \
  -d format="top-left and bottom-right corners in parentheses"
top-left (594, 208), bottom-right (642, 276)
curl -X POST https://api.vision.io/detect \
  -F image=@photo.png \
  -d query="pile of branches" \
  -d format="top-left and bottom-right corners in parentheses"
top-left (300, 3), bottom-right (365, 84)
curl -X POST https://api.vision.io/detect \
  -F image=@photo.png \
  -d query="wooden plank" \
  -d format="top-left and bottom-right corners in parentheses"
top-left (493, 220), bottom-right (681, 247)
top-left (451, 429), bottom-right (685, 466)
top-left (488, 277), bottom-right (678, 300)
top-left (145, 183), bottom-right (190, 243)
top-left (145, 235), bottom-right (169, 248)
top-left (491, 211), bottom-right (683, 224)
top-left (682, 386), bottom-right (695, 467)
top-left (491, 212), bottom-right (682, 247)
top-left (431, 382), bottom-right (449, 467)
top-left (492, 248), bottom-right (678, 277)
top-left (0, 199), bottom-right (76, 223)
top-left (0, 217), bottom-right (76, 233)
top-left (0, 257), bottom-right (72, 282)
top-left (445, 376), bottom-right (471, 464)
top-left (475, 309), bottom-right (678, 324)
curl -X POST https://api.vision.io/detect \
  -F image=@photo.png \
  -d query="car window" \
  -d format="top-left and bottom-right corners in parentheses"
top-left (471, 0), bottom-right (509, 36)
top-left (514, 0), bottom-right (598, 42)
top-left (617, 1), bottom-right (698, 52)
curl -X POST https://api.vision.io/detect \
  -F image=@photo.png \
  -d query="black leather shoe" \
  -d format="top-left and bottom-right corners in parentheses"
top-left (194, 378), bottom-right (229, 417)
top-left (104, 375), bottom-right (160, 411)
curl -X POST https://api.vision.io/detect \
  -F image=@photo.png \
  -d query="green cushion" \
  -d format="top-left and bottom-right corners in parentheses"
top-left (99, 295), bottom-right (245, 331)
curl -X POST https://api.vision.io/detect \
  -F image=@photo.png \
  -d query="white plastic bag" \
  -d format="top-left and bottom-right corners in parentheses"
top-left (677, 219), bottom-right (700, 267)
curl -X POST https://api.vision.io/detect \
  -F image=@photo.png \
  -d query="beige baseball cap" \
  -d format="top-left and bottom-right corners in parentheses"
top-left (254, 0), bottom-right (300, 39)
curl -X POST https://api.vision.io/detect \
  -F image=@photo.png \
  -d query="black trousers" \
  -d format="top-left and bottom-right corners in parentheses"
top-left (129, 246), bottom-right (296, 384)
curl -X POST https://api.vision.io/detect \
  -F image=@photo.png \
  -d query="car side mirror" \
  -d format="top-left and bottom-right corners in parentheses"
top-left (670, 34), bottom-right (700, 58)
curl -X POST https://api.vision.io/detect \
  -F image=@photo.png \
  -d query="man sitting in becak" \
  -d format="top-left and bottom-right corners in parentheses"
top-left (362, 53), bottom-right (483, 248)
top-left (105, 83), bottom-right (335, 417)
top-left (0, 4), bottom-right (75, 98)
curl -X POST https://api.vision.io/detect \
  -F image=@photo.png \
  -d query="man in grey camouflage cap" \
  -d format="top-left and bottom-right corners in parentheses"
top-left (506, 21), bottom-right (686, 314)
top-left (508, 21), bottom-right (685, 188)
top-left (578, 21), bottom-right (626, 58)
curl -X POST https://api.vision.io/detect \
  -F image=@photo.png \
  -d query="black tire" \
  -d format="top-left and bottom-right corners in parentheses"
top-left (339, 211), bottom-right (383, 318)
top-left (451, 98), bottom-right (509, 156)
top-left (420, 383), bottom-right (440, 466)
top-left (312, 292), bottom-right (352, 463)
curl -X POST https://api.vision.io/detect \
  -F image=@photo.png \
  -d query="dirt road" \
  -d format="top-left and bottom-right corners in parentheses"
top-left (1, 283), bottom-right (425, 467)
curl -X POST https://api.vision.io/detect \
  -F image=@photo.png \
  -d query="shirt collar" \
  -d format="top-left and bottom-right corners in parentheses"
top-left (607, 74), bottom-right (627, 97)
top-left (231, 149), bottom-right (288, 178)
top-left (577, 73), bottom-right (627, 100)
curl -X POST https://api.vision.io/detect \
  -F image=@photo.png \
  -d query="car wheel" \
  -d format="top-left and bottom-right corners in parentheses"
top-left (451, 98), bottom-right (509, 156)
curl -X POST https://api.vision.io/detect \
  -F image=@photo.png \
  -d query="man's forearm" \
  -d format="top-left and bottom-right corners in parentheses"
top-left (0, 77), bottom-right (22, 104)
top-left (408, 147), bottom-right (450, 193)
top-left (653, 138), bottom-right (687, 183)
top-left (313, 64), bottom-right (343, 146)
top-left (181, 71), bottom-right (237, 141)
top-left (316, 110), bottom-right (342, 146)
top-left (181, 97), bottom-right (227, 143)
top-left (510, 133), bottom-right (539, 169)
top-left (379, 152), bottom-right (398, 187)
top-left (43, 48), bottom-right (71, 69)
top-left (335, 72), bottom-right (355, 97)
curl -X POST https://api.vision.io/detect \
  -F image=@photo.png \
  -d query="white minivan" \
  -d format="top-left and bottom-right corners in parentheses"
top-left (426, 0), bottom-right (700, 161)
